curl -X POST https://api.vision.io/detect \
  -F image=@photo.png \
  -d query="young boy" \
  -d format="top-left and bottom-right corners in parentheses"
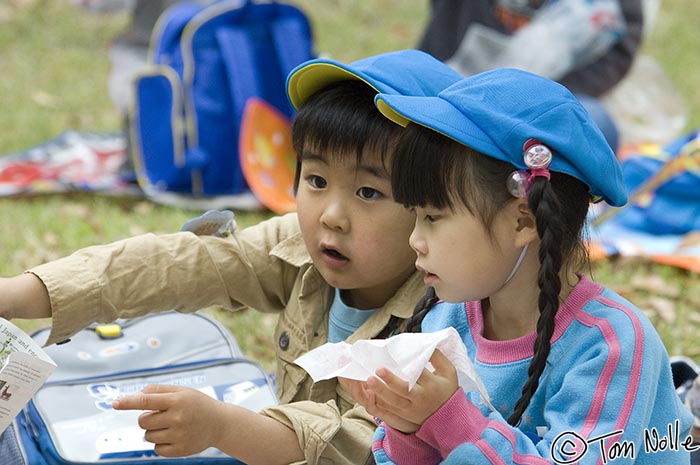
top-left (0, 50), bottom-right (460, 465)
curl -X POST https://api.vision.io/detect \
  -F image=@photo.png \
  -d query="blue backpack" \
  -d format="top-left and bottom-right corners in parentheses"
top-left (130, 0), bottom-right (314, 198)
top-left (614, 130), bottom-right (700, 235)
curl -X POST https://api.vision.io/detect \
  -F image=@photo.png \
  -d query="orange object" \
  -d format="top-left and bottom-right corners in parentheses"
top-left (239, 98), bottom-right (297, 214)
top-left (651, 255), bottom-right (700, 273)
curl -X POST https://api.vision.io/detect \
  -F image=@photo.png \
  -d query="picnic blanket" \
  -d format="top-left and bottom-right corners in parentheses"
top-left (588, 130), bottom-right (700, 272)
top-left (0, 131), bottom-right (138, 197)
top-left (0, 131), bottom-right (263, 211)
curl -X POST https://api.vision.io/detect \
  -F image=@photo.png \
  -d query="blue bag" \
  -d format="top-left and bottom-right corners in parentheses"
top-left (11, 311), bottom-right (277, 465)
top-left (615, 130), bottom-right (700, 235)
top-left (130, 0), bottom-right (314, 197)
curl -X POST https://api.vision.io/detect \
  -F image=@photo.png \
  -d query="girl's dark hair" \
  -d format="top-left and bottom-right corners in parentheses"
top-left (391, 123), bottom-right (591, 426)
top-left (291, 80), bottom-right (401, 191)
top-left (376, 287), bottom-right (439, 339)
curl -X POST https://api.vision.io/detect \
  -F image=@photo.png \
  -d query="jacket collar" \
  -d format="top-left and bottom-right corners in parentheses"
top-left (345, 271), bottom-right (426, 343)
top-left (270, 229), bottom-right (312, 267)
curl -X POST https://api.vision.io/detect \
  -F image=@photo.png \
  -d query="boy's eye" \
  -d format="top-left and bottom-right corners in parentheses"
top-left (307, 175), bottom-right (327, 189)
top-left (357, 187), bottom-right (382, 200)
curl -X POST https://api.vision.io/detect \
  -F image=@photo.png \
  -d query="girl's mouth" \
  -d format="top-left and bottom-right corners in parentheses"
top-left (423, 271), bottom-right (438, 286)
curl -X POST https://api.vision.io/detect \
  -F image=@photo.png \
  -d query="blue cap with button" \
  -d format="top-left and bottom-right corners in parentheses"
top-left (375, 68), bottom-right (628, 207)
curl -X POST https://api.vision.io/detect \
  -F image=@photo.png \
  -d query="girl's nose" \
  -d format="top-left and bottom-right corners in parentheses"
top-left (320, 198), bottom-right (350, 232)
top-left (409, 227), bottom-right (427, 255)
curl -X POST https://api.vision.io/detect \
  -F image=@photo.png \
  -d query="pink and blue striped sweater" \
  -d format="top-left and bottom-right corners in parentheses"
top-left (373, 276), bottom-right (695, 464)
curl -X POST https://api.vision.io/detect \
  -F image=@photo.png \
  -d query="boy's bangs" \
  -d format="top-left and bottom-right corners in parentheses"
top-left (296, 116), bottom-right (396, 170)
top-left (292, 81), bottom-right (399, 171)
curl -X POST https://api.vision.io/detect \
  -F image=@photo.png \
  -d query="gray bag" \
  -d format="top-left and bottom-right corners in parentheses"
top-left (13, 311), bottom-right (277, 464)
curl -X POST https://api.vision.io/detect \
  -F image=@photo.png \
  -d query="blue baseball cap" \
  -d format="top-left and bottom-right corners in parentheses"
top-left (286, 49), bottom-right (462, 110)
top-left (375, 68), bottom-right (628, 207)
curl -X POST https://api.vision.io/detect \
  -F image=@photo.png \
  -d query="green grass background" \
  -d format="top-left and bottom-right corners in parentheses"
top-left (1, 0), bottom-right (700, 370)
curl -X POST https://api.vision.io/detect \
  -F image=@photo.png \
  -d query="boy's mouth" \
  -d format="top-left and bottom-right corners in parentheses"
top-left (322, 247), bottom-right (348, 261)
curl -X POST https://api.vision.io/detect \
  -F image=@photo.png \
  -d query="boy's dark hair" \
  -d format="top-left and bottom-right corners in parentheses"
top-left (291, 80), bottom-right (402, 191)
top-left (391, 123), bottom-right (590, 426)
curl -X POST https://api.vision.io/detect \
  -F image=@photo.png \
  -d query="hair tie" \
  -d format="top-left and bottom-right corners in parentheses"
top-left (507, 139), bottom-right (553, 198)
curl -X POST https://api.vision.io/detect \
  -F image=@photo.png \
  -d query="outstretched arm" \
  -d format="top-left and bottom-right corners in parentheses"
top-left (113, 384), bottom-right (304, 465)
top-left (0, 273), bottom-right (52, 320)
top-left (3, 214), bottom-right (300, 346)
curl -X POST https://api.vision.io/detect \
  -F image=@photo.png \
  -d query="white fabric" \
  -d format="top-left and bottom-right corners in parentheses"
top-left (295, 327), bottom-right (493, 409)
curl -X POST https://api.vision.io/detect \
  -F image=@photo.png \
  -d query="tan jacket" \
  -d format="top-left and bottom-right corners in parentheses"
top-left (30, 213), bottom-right (426, 465)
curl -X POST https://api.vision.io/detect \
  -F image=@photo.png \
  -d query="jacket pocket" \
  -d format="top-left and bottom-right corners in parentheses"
top-left (274, 316), bottom-right (309, 403)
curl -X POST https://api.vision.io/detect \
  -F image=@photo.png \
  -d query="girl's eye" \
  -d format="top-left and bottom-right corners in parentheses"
top-left (357, 187), bottom-right (382, 200)
top-left (307, 175), bottom-right (327, 189)
top-left (425, 214), bottom-right (440, 223)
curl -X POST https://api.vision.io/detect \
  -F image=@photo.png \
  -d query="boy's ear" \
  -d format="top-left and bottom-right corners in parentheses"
top-left (511, 199), bottom-right (538, 246)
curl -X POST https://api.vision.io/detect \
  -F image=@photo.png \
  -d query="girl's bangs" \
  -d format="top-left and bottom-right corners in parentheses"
top-left (391, 123), bottom-right (465, 210)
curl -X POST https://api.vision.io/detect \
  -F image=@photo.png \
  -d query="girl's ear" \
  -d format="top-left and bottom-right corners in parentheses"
top-left (512, 199), bottom-right (538, 247)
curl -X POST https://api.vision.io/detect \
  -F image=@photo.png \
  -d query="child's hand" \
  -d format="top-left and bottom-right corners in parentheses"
top-left (112, 384), bottom-right (224, 457)
top-left (365, 349), bottom-right (459, 430)
top-left (339, 377), bottom-right (422, 433)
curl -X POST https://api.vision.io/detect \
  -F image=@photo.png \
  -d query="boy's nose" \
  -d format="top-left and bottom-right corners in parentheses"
top-left (320, 199), bottom-right (350, 232)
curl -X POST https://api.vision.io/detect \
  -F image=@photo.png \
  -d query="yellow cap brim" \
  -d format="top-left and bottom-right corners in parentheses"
top-left (375, 99), bottom-right (411, 127)
top-left (287, 62), bottom-right (379, 110)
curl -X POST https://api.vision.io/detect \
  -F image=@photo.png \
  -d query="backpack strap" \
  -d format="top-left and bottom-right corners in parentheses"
top-left (215, 26), bottom-right (263, 129)
top-left (267, 8), bottom-right (314, 86)
top-left (267, 9), bottom-right (314, 117)
top-left (215, 2), bottom-right (313, 123)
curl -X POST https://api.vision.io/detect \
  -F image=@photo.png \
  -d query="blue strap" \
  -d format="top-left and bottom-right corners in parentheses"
top-left (215, 26), bottom-right (262, 130)
top-left (268, 7), bottom-right (314, 117)
top-left (215, 2), bottom-right (313, 122)
top-left (269, 13), bottom-right (314, 78)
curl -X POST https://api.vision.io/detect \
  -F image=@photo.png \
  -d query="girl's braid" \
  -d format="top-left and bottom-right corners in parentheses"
top-left (376, 287), bottom-right (439, 339)
top-left (508, 177), bottom-right (564, 426)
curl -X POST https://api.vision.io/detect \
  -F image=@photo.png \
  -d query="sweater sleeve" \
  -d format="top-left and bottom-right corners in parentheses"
top-left (372, 299), bottom-right (694, 464)
top-left (416, 394), bottom-right (553, 465)
top-left (373, 424), bottom-right (441, 465)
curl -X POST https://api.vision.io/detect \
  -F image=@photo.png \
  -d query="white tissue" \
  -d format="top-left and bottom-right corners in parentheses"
top-left (294, 327), bottom-right (492, 409)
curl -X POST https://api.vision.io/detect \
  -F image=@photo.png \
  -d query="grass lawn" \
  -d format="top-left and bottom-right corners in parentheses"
top-left (1, 0), bottom-right (699, 371)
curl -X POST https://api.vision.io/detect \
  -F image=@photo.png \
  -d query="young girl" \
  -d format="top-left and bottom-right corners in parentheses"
top-left (342, 68), bottom-right (694, 464)
top-left (0, 50), bottom-right (460, 465)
